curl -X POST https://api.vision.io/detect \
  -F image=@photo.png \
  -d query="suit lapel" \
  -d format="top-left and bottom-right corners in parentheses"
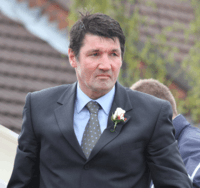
top-left (88, 82), bottom-right (132, 161)
top-left (54, 82), bottom-right (86, 159)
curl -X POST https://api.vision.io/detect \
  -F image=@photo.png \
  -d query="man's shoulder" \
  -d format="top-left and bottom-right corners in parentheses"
top-left (125, 86), bottom-right (169, 107)
top-left (117, 85), bottom-right (173, 120)
top-left (29, 83), bottom-right (76, 103)
top-left (31, 84), bottom-right (67, 96)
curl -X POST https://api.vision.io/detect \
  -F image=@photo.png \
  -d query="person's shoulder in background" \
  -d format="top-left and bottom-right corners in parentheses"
top-left (0, 125), bottom-right (18, 186)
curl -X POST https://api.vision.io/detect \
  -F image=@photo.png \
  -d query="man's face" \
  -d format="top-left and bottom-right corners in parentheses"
top-left (68, 34), bottom-right (122, 99)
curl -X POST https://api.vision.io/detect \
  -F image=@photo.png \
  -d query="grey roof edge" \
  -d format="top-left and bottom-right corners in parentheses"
top-left (0, 0), bottom-right (69, 55)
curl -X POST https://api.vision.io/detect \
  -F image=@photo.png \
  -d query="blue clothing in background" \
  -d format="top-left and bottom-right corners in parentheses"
top-left (173, 114), bottom-right (200, 188)
top-left (151, 114), bottom-right (200, 188)
top-left (73, 84), bottom-right (115, 145)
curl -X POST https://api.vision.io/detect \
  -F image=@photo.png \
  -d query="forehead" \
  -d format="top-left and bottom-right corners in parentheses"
top-left (80, 34), bottom-right (121, 52)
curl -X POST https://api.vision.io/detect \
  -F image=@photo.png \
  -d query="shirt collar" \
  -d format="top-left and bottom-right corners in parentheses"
top-left (76, 83), bottom-right (115, 115)
top-left (172, 114), bottom-right (181, 121)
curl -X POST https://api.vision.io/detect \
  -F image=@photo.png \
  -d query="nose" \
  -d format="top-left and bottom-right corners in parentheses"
top-left (98, 55), bottom-right (111, 71)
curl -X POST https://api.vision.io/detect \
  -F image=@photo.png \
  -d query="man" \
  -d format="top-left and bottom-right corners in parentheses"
top-left (131, 78), bottom-right (200, 188)
top-left (7, 13), bottom-right (192, 188)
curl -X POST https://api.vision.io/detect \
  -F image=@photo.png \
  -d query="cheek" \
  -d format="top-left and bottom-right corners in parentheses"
top-left (85, 62), bottom-right (99, 74)
top-left (112, 61), bottom-right (122, 72)
top-left (81, 65), bottom-right (96, 79)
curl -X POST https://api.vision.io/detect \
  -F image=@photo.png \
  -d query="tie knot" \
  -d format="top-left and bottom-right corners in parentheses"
top-left (86, 101), bottom-right (100, 114)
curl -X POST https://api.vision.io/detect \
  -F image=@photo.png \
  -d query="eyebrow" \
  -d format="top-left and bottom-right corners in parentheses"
top-left (111, 49), bottom-right (120, 53)
top-left (87, 49), bottom-right (120, 53)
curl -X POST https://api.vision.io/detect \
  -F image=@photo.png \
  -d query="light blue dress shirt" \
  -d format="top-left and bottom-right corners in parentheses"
top-left (73, 84), bottom-right (115, 145)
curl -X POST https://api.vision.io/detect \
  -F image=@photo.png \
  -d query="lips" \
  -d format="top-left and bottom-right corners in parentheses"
top-left (96, 74), bottom-right (110, 78)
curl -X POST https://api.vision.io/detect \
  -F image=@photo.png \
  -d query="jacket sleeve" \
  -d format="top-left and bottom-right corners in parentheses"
top-left (147, 101), bottom-right (192, 188)
top-left (178, 128), bottom-right (200, 188)
top-left (7, 93), bottom-right (40, 188)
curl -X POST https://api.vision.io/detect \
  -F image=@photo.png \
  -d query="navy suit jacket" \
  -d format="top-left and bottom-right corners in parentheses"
top-left (7, 82), bottom-right (192, 188)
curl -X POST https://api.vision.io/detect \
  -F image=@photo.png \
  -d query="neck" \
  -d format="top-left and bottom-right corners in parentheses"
top-left (78, 83), bottom-right (114, 100)
top-left (85, 89), bottom-right (111, 100)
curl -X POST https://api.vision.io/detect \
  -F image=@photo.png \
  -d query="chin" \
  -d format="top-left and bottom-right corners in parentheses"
top-left (94, 86), bottom-right (113, 93)
top-left (91, 81), bottom-right (114, 92)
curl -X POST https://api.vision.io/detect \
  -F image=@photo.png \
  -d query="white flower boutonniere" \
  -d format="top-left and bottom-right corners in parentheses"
top-left (110, 108), bottom-right (127, 132)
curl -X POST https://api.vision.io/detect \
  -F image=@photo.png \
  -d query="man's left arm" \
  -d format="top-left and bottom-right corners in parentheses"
top-left (147, 101), bottom-right (192, 188)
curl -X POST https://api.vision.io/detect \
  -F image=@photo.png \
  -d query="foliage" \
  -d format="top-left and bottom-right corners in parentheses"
top-left (181, 0), bottom-right (200, 123)
top-left (68, 0), bottom-right (200, 124)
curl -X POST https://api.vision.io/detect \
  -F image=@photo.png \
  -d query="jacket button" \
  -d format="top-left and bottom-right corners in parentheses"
top-left (84, 164), bottom-right (90, 170)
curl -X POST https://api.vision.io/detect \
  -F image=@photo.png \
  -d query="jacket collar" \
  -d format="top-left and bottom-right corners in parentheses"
top-left (55, 82), bottom-right (87, 159)
top-left (57, 82), bottom-right (77, 105)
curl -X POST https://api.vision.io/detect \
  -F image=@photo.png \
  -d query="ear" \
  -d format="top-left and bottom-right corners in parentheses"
top-left (68, 48), bottom-right (77, 68)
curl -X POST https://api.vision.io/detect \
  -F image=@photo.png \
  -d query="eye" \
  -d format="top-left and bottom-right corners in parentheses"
top-left (111, 52), bottom-right (117, 56)
top-left (92, 53), bottom-right (98, 56)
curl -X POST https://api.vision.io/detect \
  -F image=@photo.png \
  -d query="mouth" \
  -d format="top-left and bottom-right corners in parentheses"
top-left (96, 75), bottom-right (111, 79)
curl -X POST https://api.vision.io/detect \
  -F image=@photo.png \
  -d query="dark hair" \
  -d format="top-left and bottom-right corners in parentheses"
top-left (130, 79), bottom-right (178, 116)
top-left (69, 12), bottom-right (125, 59)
